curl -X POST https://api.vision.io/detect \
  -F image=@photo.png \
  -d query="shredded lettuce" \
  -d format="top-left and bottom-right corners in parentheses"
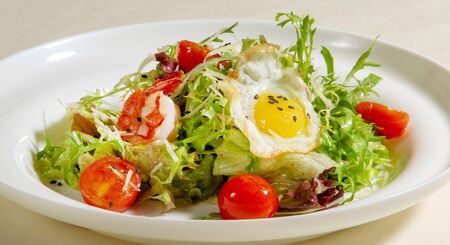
top-left (180, 75), bottom-right (229, 152)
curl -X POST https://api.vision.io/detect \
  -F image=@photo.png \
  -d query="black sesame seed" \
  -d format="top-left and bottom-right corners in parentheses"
top-left (245, 116), bottom-right (249, 119)
top-left (277, 107), bottom-right (283, 111)
top-left (268, 100), bottom-right (276, 104)
top-left (137, 117), bottom-right (142, 122)
top-left (109, 201), bottom-right (114, 208)
top-left (271, 99), bottom-right (279, 103)
top-left (288, 105), bottom-right (295, 109)
top-left (268, 95), bottom-right (275, 100)
top-left (283, 97), bottom-right (288, 101)
top-left (307, 113), bottom-right (311, 119)
top-left (277, 95), bottom-right (283, 99)
top-left (254, 94), bottom-right (259, 100)
top-left (293, 115), bottom-right (298, 122)
top-left (141, 74), bottom-right (148, 78)
top-left (57, 182), bottom-right (62, 186)
top-left (186, 110), bottom-right (191, 114)
top-left (49, 180), bottom-right (57, 184)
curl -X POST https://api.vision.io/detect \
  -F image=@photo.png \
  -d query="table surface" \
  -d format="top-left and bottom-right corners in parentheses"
top-left (1, 0), bottom-right (449, 244)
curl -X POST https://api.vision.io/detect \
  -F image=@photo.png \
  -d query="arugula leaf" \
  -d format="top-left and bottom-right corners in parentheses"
top-left (275, 12), bottom-right (316, 84)
top-left (354, 73), bottom-right (382, 100)
top-left (200, 22), bottom-right (238, 45)
top-left (345, 37), bottom-right (381, 82)
top-left (320, 46), bottom-right (335, 80)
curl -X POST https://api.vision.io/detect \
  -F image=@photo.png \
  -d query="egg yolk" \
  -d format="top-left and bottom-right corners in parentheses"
top-left (253, 93), bottom-right (308, 138)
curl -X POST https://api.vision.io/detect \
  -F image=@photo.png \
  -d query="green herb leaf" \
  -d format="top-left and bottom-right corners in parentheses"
top-left (275, 12), bottom-right (316, 84)
top-left (200, 212), bottom-right (221, 220)
top-left (200, 22), bottom-right (238, 45)
top-left (345, 37), bottom-right (381, 82)
top-left (320, 46), bottom-right (335, 79)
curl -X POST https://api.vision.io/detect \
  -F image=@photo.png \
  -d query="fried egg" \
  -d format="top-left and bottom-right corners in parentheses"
top-left (220, 43), bottom-right (321, 158)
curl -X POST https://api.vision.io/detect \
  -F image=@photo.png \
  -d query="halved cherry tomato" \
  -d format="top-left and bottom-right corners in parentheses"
top-left (79, 157), bottom-right (141, 212)
top-left (356, 101), bottom-right (409, 139)
top-left (177, 40), bottom-right (212, 72)
top-left (218, 174), bottom-right (279, 219)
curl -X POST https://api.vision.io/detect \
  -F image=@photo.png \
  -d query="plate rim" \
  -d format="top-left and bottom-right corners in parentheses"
top-left (1, 18), bottom-right (449, 73)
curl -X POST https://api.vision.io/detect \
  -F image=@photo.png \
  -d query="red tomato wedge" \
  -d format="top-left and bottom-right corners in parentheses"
top-left (177, 40), bottom-right (212, 72)
top-left (356, 101), bottom-right (409, 139)
top-left (79, 157), bottom-right (141, 212)
top-left (218, 174), bottom-right (279, 219)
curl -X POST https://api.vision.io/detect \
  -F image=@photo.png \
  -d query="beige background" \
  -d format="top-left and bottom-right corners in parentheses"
top-left (1, 0), bottom-right (449, 244)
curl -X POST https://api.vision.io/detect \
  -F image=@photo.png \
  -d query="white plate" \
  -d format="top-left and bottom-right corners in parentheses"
top-left (0, 20), bottom-right (449, 245)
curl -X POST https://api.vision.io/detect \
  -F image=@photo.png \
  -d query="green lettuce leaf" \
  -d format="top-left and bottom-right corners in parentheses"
top-left (257, 152), bottom-right (337, 195)
top-left (171, 154), bottom-right (223, 201)
top-left (213, 128), bottom-right (256, 176)
top-left (35, 132), bottom-right (124, 188)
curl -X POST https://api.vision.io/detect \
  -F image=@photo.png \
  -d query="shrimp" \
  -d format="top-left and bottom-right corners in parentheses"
top-left (116, 71), bottom-right (182, 144)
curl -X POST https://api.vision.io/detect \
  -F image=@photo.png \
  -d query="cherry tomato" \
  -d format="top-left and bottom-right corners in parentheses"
top-left (177, 40), bottom-right (212, 72)
top-left (218, 174), bottom-right (279, 219)
top-left (356, 101), bottom-right (409, 139)
top-left (79, 157), bottom-right (141, 212)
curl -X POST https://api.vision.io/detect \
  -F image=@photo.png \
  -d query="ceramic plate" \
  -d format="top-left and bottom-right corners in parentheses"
top-left (0, 20), bottom-right (449, 245)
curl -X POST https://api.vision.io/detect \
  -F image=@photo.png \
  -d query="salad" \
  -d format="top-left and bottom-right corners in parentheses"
top-left (35, 12), bottom-right (409, 219)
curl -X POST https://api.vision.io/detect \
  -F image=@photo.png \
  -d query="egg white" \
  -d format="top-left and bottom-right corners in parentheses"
top-left (220, 43), bottom-right (321, 158)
